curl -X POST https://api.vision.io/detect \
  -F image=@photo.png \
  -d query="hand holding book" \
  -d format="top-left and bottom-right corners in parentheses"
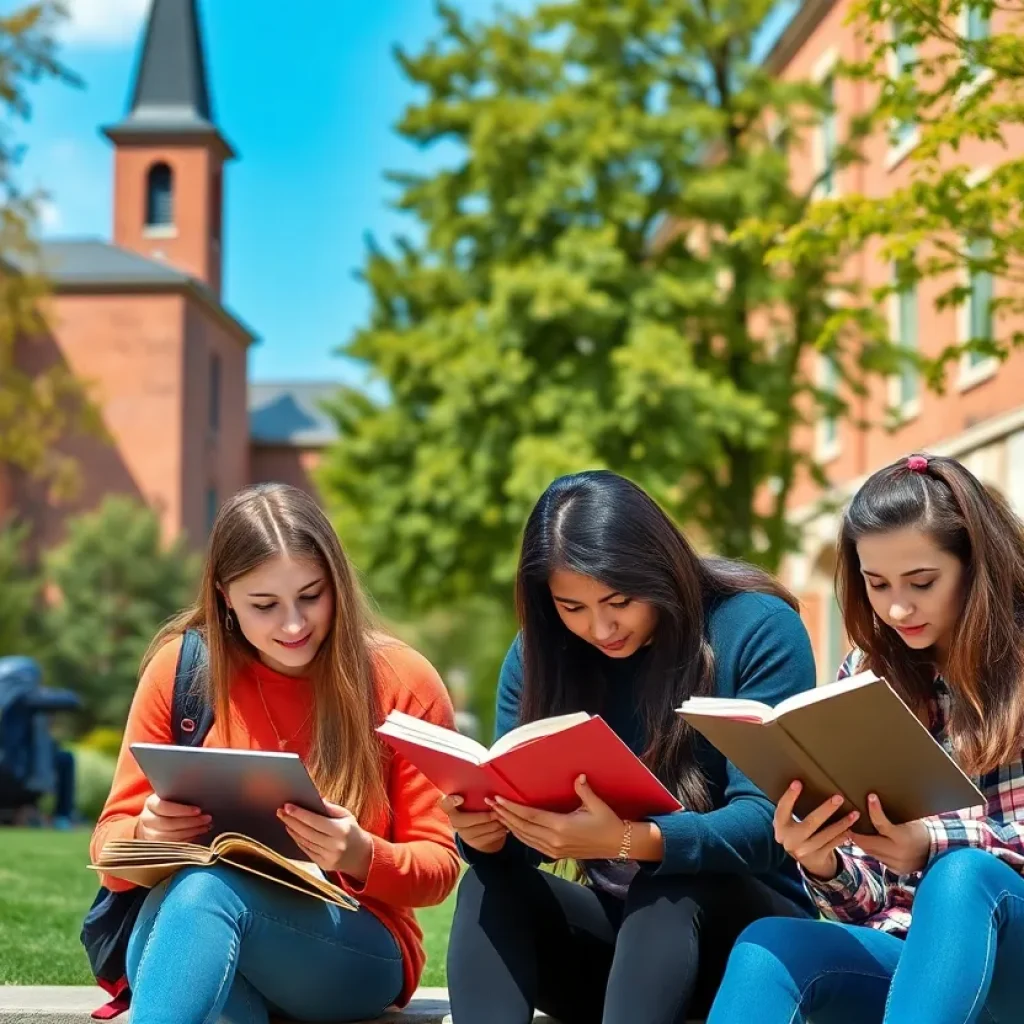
top-left (849, 794), bottom-right (930, 874)
top-left (677, 671), bottom-right (984, 837)
top-left (93, 745), bottom-right (366, 909)
top-left (487, 774), bottom-right (664, 862)
top-left (277, 800), bottom-right (373, 882)
top-left (377, 710), bottom-right (681, 820)
top-left (775, 783), bottom-right (931, 879)
top-left (136, 793), bottom-right (374, 879)
top-left (773, 782), bottom-right (861, 881)
top-left (439, 794), bottom-right (509, 855)
top-left (136, 792), bottom-right (212, 843)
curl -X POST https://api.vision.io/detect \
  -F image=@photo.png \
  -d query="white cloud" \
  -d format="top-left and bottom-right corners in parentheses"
top-left (57, 0), bottom-right (151, 48)
top-left (37, 199), bottom-right (63, 232)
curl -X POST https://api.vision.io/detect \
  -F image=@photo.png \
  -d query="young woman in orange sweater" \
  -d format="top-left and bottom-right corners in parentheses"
top-left (91, 483), bottom-right (459, 1024)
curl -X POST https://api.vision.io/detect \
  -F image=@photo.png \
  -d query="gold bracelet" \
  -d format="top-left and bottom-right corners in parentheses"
top-left (616, 820), bottom-right (633, 863)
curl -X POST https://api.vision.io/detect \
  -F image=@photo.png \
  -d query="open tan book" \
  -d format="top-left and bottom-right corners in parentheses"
top-left (90, 833), bottom-right (359, 910)
top-left (677, 671), bottom-right (985, 835)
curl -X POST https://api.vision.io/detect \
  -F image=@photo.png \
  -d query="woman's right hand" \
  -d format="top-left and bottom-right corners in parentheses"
top-left (439, 794), bottom-right (508, 854)
top-left (135, 793), bottom-right (212, 842)
top-left (774, 781), bottom-right (860, 880)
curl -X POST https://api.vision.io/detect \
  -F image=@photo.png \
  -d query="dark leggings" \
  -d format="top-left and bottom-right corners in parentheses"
top-left (446, 858), bottom-right (809, 1024)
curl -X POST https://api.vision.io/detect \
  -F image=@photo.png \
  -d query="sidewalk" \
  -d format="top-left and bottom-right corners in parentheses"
top-left (0, 987), bottom-right (558, 1023)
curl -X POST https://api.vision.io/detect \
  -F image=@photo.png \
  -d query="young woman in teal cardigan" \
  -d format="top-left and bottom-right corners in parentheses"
top-left (441, 470), bottom-right (817, 1024)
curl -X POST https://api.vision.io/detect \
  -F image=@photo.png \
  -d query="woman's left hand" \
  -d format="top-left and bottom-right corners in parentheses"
top-left (853, 794), bottom-right (930, 875)
top-left (489, 775), bottom-right (625, 861)
top-left (278, 801), bottom-right (373, 881)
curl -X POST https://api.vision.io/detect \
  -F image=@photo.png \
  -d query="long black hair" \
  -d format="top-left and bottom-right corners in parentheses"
top-left (517, 470), bottom-right (798, 810)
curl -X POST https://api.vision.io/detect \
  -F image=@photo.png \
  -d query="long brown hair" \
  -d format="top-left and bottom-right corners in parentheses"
top-left (517, 470), bottom-right (799, 812)
top-left (143, 483), bottom-right (388, 820)
top-left (837, 454), bottom-right (1024, 775)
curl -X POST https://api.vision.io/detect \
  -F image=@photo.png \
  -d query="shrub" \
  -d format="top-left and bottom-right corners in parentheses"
top-left (71, 745), bottom-right (116, 823)
top-left (43, 496), bottom-right (200, 729)
top-left (77, 726), bottom-right (124, 760)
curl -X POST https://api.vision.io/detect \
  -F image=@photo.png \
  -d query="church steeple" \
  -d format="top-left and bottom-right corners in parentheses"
top-left (129, 0), bottom-right (213, 122)
top-left (104, 0), bottom-right (233, 296)
top-left (105, 0), bottom-right (231, 154)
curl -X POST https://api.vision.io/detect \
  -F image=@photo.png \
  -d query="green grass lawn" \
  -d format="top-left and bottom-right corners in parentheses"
top-left (0, 829), bottom-right (456, 987)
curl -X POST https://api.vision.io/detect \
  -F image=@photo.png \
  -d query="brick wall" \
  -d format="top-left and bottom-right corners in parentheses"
top-left (249, 446), bottom-right (325, 505)
top-left (112, 142), bottom-right (224, 296)
top-left (180, 299), bottom-right (250, 545)
top-left (12, 292), bottom-right (186, 548)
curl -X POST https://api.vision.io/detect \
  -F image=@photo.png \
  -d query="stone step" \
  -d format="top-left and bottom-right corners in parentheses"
top-left (0, 986), bottom-right (712, 1023)
top-left (0, 986), bottom-right (557, 1023)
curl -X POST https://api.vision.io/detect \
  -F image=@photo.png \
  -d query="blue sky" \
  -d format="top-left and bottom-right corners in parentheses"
top-left (6, 0), bottom-right (530, 386)
top-left (8, 0), bottom-right (794, 387)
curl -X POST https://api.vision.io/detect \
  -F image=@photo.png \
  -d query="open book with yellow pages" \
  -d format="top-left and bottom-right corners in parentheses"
top-left (90, 832), bottom-right (359, 910)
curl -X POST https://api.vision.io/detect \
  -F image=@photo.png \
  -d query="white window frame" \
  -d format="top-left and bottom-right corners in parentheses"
top-left (958, 1), bottom-right (995, 96)
top-left (885, 20), bottom-right (920, 170)
top-left (957, 166), bottom-right (999, 390)
top-left (812, 48), bottom-right (840, 199)
top-left (956, 235), bottom-right (998, 390)
top-left (887, 268), bottom-right (921, 422)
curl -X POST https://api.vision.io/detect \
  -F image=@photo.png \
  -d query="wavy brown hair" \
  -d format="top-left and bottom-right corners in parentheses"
top-left (143, 483), bottom-right (388, 820)
top-left (517, 470), bottom-right (799, 812)
top-left (837, 454), bottom-right (1024, 776)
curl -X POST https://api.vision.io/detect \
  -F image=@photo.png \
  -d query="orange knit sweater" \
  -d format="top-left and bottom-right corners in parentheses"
top-left (90, 635), bottom-right (460, 1007)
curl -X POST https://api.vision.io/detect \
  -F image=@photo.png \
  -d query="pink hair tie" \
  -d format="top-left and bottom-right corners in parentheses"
top-left (907, 455), bottom-right (929, 473)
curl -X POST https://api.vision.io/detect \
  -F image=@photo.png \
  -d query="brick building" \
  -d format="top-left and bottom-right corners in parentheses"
top-left (6, 0), bottom-right (1022, 675)
top-left (769, 0), bottom-right (1024, 679)
top-left (2, 0), bottom-right (335, 551)
top-left (249, 383), bottom-right (340, 498)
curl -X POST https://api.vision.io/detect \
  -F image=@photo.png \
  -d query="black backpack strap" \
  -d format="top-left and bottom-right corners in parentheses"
top-left (79, 629), bottom-right (214, 1017)
top-left (171, 629), bottom-right (214, 747)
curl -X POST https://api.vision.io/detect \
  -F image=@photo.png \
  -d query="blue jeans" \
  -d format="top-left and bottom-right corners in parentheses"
top-left (708, 848), bottom-right (1024, 1024)
top-left (127, 865), bottom-right (404, 1024)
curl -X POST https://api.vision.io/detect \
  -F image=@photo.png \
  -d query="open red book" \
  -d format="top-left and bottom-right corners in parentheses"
top-left (376, 710), bottom-right (682, 819)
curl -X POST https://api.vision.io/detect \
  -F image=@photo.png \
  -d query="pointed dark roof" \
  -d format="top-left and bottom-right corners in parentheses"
top-left (249, 383), bottom-right (342, 446)
top-left (103, 0), bottom-right (234, 157)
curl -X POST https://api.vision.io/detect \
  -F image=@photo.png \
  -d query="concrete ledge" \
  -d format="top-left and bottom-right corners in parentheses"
top-left (0, 987), bottom-right (557, 1023)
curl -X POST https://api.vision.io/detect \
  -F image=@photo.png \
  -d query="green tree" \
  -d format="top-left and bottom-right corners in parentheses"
top-left (763, 0), bottom-right (1024, 374)
top-left (321, 0), bottom-right (879, 612)
top-left (386, 596), bottom-right (515, 740)
top-left (0, 3), bottom-right (100, 502)
top-left (42, 497), bottom-right (201, 729)
top-left (0, 517), bottom-right (42, 657)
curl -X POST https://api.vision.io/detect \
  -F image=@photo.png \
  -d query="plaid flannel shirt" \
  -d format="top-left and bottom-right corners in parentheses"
top-left (801, 650), bottom-right (1024, 937)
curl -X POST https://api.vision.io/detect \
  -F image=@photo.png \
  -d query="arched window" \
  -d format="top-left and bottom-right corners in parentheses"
top-left (145, 162), bottom-right (174, 229)
top-left (210, 167), bottom-right (223, 245)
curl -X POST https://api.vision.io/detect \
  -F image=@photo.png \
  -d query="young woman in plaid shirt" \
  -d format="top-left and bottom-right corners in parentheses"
top-left (709, 454), bottom-right (1024, 1024)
